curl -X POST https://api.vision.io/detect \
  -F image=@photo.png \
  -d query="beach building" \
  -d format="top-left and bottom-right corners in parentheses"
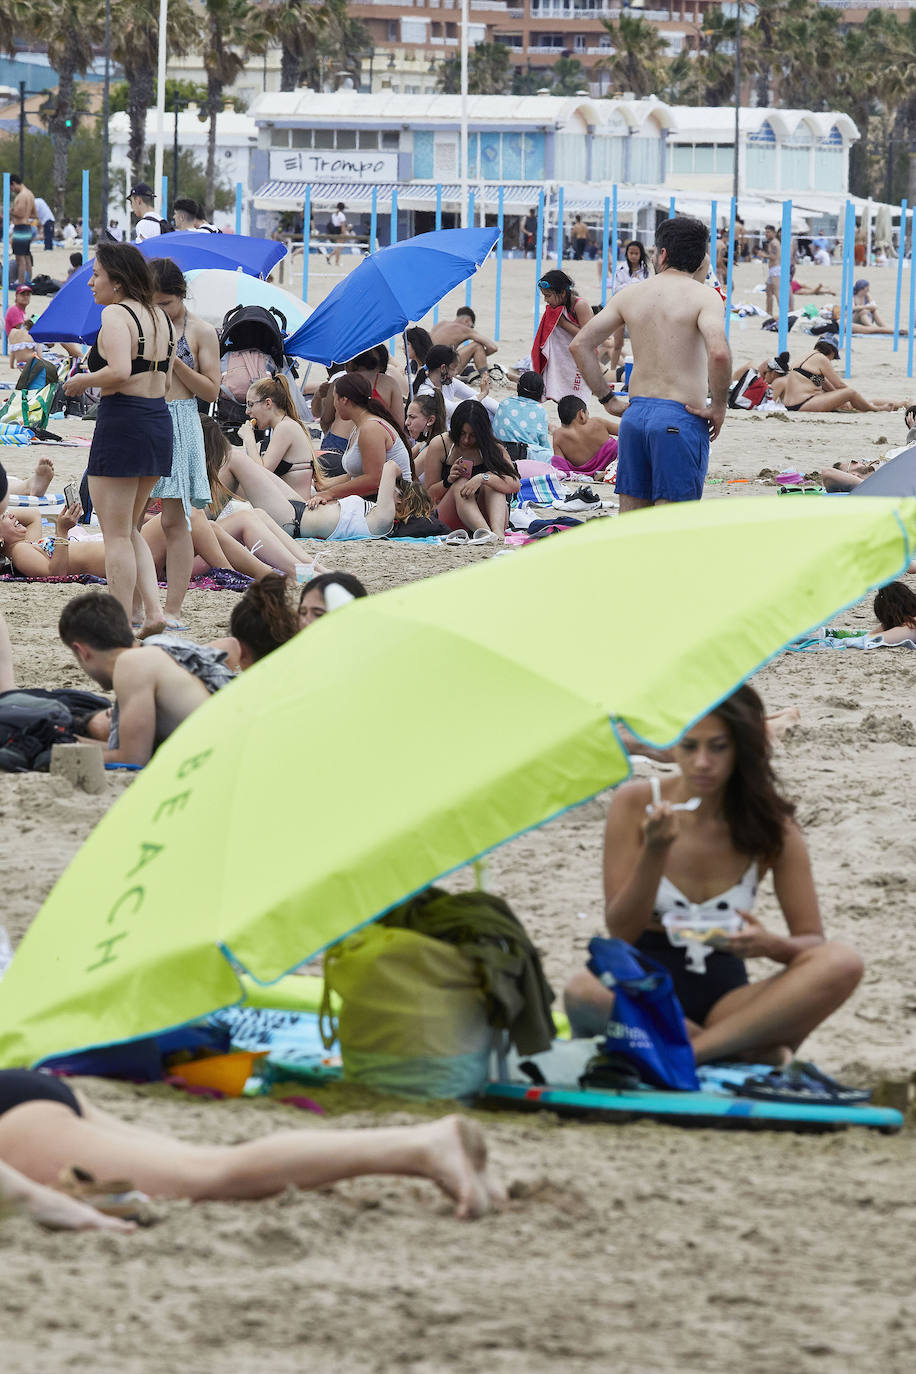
top-left (248, 91), bottom-right (860, 242)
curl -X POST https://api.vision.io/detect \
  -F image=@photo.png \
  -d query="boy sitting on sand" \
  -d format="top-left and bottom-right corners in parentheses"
top-left (551, 395), bottom-right (620, 479)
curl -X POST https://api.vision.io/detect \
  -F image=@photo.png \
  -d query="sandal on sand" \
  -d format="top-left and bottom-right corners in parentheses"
top-left (163, 619), bottom-right (188, 633)
top-left (439, 529), bottom-right (470, 545)
top-left (58, 1166), bottom-right (158, 1226)
top-left (729, 1062), bottom-right (871, 1106)
top-left (471, 529), bottom-right (498, 545)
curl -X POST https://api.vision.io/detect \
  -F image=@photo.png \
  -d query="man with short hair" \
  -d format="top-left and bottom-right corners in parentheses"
top-left (173, 197), bottom-right (217, 233)
top-left (522, 207), bottom-right (537, 257)
top-left (551, 394), bottom-right (619, 478)
top-left (59, 593), bottom-right (231, 766)
top-left (8, 176), bottom-right (36, 285)
top-left (33, 194), bottom-right (55, 251)
top-left (570, 215), bottom-right (731, 510)
top-left (129, 183), bottom-right (165, 241)
top-left (570, 215), bottom-right (590, 261)
top-left (430, 306), bottom-right (498, 379)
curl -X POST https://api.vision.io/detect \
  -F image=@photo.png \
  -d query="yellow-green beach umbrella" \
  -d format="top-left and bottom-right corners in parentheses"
top-left (1, 497), bottom-right (913, 1068)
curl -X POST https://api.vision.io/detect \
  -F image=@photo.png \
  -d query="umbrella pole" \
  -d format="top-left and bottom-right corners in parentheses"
top-left (403, 330), bottom-right (413, 400)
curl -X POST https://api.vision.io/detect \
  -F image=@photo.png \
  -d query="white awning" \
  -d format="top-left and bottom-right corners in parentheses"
top-left (253, 181), bottom-right (547, 213)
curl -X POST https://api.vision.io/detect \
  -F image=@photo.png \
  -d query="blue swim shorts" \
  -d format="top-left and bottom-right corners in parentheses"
top-left (616, 396), bottom-right (710, 504)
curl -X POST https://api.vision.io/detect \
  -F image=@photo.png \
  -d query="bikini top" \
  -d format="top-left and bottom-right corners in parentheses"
top-left (793, 358), bottom-right (824, 387)
top-left (652, 861), bottom-right (759, 925)
top-left (87, 303), bottom-right (174, 375)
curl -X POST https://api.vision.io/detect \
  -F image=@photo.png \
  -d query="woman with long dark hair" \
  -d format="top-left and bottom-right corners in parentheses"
top-left (423, 399), bottom-right (520, 542)
top-left (63, 242), bottom-right (175, 635)
top-left (872, 581), bottom-right (916, 645)
top-left (532, 269), bottom-right (593, 402)
top-left (564, 684), bottom-right (863, 1064)
top-left (310, 373), bottom-right (412, 502)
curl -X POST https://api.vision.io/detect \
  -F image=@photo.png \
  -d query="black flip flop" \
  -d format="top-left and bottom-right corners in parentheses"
top-left (731, 1061), bottom-right (871, 1106)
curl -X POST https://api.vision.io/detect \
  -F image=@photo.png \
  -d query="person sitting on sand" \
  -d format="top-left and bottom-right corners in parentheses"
top-left (492, 371), bottom-right (553, 463)
top-left (0, 1068), bottom-right (497, 1221)
top-left (871, 581), bottom-right (916, 646)
top-left (564, 684), bottom-right (863, 1066)
top-left (406, 393), bottom-right (447, 476)
top-left (773, 336), bottom-right (901, 413)
top-left (728, 353), bottom-right (789, 410)
top-left (345, 347), bottom-right (405, 428)
top-left (852, 280), bottom-right (893, 332)
top-left (59, 592), bottom-right (232, 766)
top-left (241, 375), bottom-right (315, 500)
top-left (312, 374), bottom-right (412, 499)
top-left (298, 570), bottom-right (368, 627)
top-left (423, 400), bottom-right (521, 543)
top-left (417, 345), bottom-right (498, 421)
top-left (430, 306), bottom-right (499, 382)
top-left (551, 395), bottom-right (619, 479)
top-left (406, 326), bottom-right (432, 381)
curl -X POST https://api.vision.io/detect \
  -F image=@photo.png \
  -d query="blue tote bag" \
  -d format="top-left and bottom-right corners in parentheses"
top-left (586, 937), bottom-right (700, 1092)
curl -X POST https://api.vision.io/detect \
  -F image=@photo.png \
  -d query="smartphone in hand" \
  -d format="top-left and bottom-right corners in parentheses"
top-left (64, 482), bottom-right (79, 508)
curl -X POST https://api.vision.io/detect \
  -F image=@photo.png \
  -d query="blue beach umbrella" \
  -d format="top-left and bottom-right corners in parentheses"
top-left (31, 233), bottom-right (287, 345)
top-left (284, 227), bottom-right (499, 365)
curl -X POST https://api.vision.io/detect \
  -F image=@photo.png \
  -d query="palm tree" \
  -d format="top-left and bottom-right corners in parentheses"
top-left (550, 55), bottom-right (588, 97)
top-left (307, 0), bottom-right (370, 90)
top-left (111, 0), bottom-right (198, 183)
top-left (265, 0), bottom-right (328, 92)
top-left (44, 0), bottom-right (105, 217)
top-left (0, 0), bottom-right (35, 56)
top-left (595, 14), bottom-right (668, 100)
top-left (203, 0), bottom-right (267, 214)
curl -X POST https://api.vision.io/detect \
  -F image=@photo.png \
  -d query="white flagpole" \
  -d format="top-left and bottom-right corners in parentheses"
top-left (459, 0), bottom-right (468, 229)
top-left (153, 0), bottom-right (168, 214)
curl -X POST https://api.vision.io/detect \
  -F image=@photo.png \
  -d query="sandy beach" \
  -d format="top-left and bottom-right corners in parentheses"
top-left (2, 247), bottom-right (916, 1373)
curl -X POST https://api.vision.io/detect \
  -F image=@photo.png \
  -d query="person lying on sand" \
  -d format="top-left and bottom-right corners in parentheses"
top-left (297, 570), bottom-right (368, 626)
top-left (872, 582), bottom-right (916, 646)
top-left (565, 684), bottom-right (862, 1066)
top-left (213, 569), bottom-right (370, 669)
top-left (0, 500), bottom-right (285, 588)
top-left (5, 455), bottom-right (55, 497)
top-left (773, 337), bottom-right (903, 413)
top-left (551, 394), bottom-right (620, 478)
top-left (0, 1069), bottom-right (498, 1221)
top-left (60, 592), bottom-right (232, 766)
top-left (820, 459), bottom-right (876, 492)
top-left (0, 1152), bottom-right (134, 1233)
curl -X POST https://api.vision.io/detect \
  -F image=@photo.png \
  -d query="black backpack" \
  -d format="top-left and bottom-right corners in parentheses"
top-left (0, 689), bottom-right (108, 772)
top-left (141, 213), bottom-right (174, 235)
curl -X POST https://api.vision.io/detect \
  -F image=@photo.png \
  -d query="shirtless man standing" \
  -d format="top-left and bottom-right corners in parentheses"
top-left (763, 224), bottom-right (780, 320)
top-left (569, 215), bottom-right (730, 510)
top-left (430, 307), bottom-right (498, 379)
top-left (8, 177), bottom-right (36, 286)
top-left (59, 593), bottom-right (230, 766)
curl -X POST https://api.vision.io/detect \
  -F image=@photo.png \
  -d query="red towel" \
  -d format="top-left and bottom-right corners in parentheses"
top-left (531, 305), bottom-right (563, 374)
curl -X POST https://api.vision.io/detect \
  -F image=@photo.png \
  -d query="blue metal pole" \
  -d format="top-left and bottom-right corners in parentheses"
top-left (601, 195), bottom-right (610, 307)
top-left (907, 208), bottom-right (915, 379)
top-left (710, 198), bottom-right (717, 277)
top-left (161, 174), bottom-right (168, 220)
top-left (391, 187), bottom-right (398, 246)
top-left (1, 173), bottom-right (9, 354)
top-left (301, 188), bottom-right (311, 304)
top-left (555, 185), bottom-right (564, 269)
top-left (777, 198), bottom-right (792, 356)
top-left (466, 189), bottom-right (475, 307)
top-left (370, 186), bottom-right (378, 255)
top-left (235, 182), bottom-right (243, 236)
top-left (494, 185), bottom-right (504, 341)
top-left (669, 194), bottom-right (676, 219)
top-left (894, 198), bottom-right (907, 353)
top-left (433, 183), bottom-right (443, 324)
top-left (81, 170), bottom-right (90, 266)
top-left (845, 203), bottom-right (851, 343)
top-left (533, 187), bottom-right (545, 333)
top-left (844, 199), bottom-right (854, 379)
top-left (725, 195), bottom-right (736, 343)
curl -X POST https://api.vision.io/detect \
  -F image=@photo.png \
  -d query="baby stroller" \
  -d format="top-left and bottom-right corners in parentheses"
top-left (216, 303), bottom-right (291, 439)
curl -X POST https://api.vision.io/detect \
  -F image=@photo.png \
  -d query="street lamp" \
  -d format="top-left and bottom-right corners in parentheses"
top-left (731, 0), bottom-right (755, 212)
